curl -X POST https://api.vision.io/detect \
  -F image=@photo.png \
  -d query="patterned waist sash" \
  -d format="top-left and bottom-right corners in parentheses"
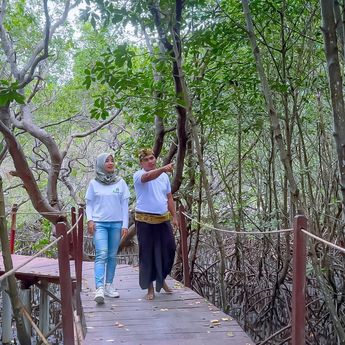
top-left (135, 212), bottom-right (171, 224)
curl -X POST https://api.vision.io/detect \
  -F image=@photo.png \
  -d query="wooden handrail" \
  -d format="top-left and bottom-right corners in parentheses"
top-left (178, 210), bottom-right (309, 344)
top-left (5, 205), bottom-right (312, 344)
top-left (3, 206), bottom-right (84, 344)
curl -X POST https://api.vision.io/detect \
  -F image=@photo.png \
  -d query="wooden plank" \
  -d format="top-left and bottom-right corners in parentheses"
top-left (81, 263), bottom-right (253, 345)
top-left (0, 254), bottom-right (76, 283)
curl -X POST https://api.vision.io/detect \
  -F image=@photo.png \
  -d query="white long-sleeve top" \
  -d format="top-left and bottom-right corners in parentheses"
top-left (85, 178), bottom-right (130, 228)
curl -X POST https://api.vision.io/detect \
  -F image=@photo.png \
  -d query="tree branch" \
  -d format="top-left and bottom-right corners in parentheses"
top-left (0, 117), bottom-right (60, 223)
top-left (19, 0), bottom-right (77, 87)
top-left (0, 0), bottom-right (20, 79)
top-left (62, 107), bottom-right (124, 158)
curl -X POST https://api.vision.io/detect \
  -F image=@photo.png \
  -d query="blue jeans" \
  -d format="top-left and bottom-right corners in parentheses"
top-left (93, 221), bottom-right (122, 289)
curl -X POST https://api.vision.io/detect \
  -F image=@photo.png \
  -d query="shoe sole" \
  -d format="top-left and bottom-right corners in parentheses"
top-left (104, 293), bottom-right (120, 298)
top-left (94, 296), bottom-right (104, 304)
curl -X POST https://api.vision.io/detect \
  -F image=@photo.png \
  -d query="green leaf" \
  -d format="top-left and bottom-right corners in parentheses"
top-left (0, 80), bottom-right (26, 106)
top-left (84, 76), bottom-right (92, 89)
top-left (13, 92), bottom-right (25, 104)
top-left (176, 97), bottom-right (187, 108)
top-left (0, 94), bottom-right (10, 107)
top-left (101, 109), bottom-right (109, 119)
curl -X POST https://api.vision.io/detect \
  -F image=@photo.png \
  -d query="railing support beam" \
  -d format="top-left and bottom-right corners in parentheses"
top-left (39, 279), bottom-right (49, 337)
top-left (178, 205), bottom-right (191, 288)
top-left (75, 207), bottom-right (84, 318)
top-left (1, 279), bottom-right (12, 344)
top-left (56, 222), bottom-right (74, 345)
top-left (9, 204), bottom-right (18, 254)
top-left (20, 280), bottom-right (32, 337)
top-left (291, 215), bottom-right (308, 345)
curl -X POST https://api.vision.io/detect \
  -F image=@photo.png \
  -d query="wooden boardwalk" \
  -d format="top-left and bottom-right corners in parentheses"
top-left (81, 262), bottom-right (253, 345)
top-left (0, 255), bottom-right (253, 344)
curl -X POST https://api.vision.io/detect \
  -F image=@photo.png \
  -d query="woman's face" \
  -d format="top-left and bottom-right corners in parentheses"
top-left (104, 155), bottom-right (115, 173)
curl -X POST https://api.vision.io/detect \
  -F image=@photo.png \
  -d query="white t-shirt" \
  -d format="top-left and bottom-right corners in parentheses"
top-left (85, 179), bottom-right (130, 228)
top-left (133, 169), bottom-right (171, 215)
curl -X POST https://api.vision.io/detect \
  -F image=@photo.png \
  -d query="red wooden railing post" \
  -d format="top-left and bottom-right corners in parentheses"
top-left (71, 206), bottom-right (77, 261)
top-left (56, 222), bottom-right (74, 345)
top-left (73, 206), bottom-right (84, 318)
top-left (71, 206), bottom-right (82, 317)
top-left (77, 207), bottom-right (84, 288)
top-left (178, 205), bottom-right (191, 288)
top-left (9, 204), bottom-right (18, 254)
top-left (291, 215), bottom-right (308, 345)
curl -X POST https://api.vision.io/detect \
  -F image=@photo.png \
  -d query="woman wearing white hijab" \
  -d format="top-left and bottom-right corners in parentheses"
top-left (85, 152), bottom-right (130, 304)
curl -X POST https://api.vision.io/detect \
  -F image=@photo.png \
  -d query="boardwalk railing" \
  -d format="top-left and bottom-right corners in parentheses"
top-left (178, 207), bottom-right (345, 345)
top-left (291, 215), bottom-right (307, 345)
top-left (1, 206), bottom-right (84, 345)
top-left (56, 206), bottom-right (85, 345)
top-left (4, 204), bottom-right (345, 344)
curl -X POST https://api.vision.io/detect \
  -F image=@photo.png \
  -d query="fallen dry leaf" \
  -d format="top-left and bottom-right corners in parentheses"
top-left (173, 283), bottom-right (183, 289)
top-left (210, 319), bottom-right (221, 327)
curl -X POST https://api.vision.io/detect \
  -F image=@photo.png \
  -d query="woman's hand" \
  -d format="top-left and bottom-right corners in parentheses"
top-left (121, 228), bottom-right (128, 238)
top-left (87, 220), bottom-right (95, 236)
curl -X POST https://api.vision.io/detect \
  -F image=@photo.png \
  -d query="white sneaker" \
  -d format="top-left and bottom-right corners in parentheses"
top-left (104, 283), bottom-right (119, 298)
top-left (94, 286), bottom-right (104, 304)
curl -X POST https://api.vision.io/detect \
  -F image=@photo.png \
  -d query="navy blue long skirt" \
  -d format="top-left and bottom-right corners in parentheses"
top-left (136, 220), bottom-right (176, 292)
